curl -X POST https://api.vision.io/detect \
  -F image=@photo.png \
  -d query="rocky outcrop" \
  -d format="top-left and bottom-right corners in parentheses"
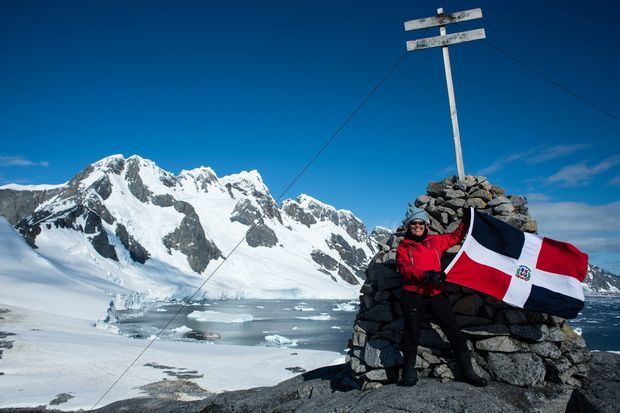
top-left (125, 158), bottom-right (154, 202)
top-left (337, 264), bottom-right (359, 285)
top-left (230, 199), bottom-right (262, 226)
top-left (229, 199), bottom-right (280, 248)
top-left (223, 171), bottom-right (283, 224)
top-left (15, 201), bottom-right (118, 260)
top-left (180, 167), bottom-right (218, 193)
top-left (311, 250), bottom-right (339, 271)
top-left (370, 226), bottom-right (392, 244)
top-left (115, 224), bottom-right (150, 264)
top-left (245, 222), bottom-right (278, 248)
top-left (570, 351), bottom-right (620, 412)
top-left (347, 176), bottom-right (589, 389)
top-left (87, 214), bottom-right (118, 261)
top-left (0, 187), bottom-right (62, 225)
top-left (281, 201), bottom-right (317, 228)
top-left (163, 201), bottom-right (222, 273)
top-left (326, 234), bottom-right (367, 279)
top-left (283, 195), bottom-right (372, 246)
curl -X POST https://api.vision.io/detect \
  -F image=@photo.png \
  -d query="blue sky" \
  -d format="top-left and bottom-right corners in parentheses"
top-left (1, 0), bottom-right (619, 272)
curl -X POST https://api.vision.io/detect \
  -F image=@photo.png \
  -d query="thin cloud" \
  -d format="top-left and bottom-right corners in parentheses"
top-left (609, 175), bottom-right (620, 186)
top-left (545, 155), bottom-right (620, 187)
top-left (529, 200), bottom-right (620, 254)
top-left (524, 192), bottom-right (552, 202)
top-left (0, 155), bottom-right (49, 167)
top-left (477, 144), bottom-right (588, 176)
top-left (528, 144), bottom-right (589, 164)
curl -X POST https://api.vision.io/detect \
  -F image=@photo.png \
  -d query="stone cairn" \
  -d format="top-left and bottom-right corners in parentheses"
top-left (346, 176), bottom-right (590, 390)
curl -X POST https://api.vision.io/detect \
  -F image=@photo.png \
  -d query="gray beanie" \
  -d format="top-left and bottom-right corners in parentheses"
top-left (403, 202), bottom-right (430, 225)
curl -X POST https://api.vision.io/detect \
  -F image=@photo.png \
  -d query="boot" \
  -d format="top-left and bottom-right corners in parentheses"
top-left (456, 351), bottom-right (488, 387)
top-left (399, 353), bottom-right (418, 387)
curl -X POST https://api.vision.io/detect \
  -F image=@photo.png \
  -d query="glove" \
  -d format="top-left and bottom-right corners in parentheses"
top-left (423, 270), bottom-right (447, 286)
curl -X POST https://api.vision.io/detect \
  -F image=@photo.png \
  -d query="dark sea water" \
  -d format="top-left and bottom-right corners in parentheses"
top-left (569, 296), bottom-right (620, 352)
top-left (117, 296), bottom-right (620, 353)
top-left (118, 299), bottom-right (359, 354)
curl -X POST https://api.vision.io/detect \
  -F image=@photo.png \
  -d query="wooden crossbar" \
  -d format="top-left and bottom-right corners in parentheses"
top-left (406, 28), bottom-right (486, 52)
top-left (404, 8), bottom-right (483, 31)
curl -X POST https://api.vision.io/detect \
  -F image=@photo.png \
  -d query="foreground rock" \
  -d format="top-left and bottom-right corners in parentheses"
top-left (2, 352), bottom-right (617, 412)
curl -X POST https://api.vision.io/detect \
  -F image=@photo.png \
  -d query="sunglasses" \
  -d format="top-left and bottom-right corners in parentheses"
top-left (409, 221), bottom-right (426, 227)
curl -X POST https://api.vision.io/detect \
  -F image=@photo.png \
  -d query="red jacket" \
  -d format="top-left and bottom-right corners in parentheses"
top-left (396, 222), bottom-right (466, 296)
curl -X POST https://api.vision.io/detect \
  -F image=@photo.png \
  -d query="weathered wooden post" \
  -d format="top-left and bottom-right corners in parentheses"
top-left (404, 7), bottom-right (486, 181)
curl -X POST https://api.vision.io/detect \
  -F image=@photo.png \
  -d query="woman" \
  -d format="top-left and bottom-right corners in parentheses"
top-left (396, 204), bottom-right (487, 387)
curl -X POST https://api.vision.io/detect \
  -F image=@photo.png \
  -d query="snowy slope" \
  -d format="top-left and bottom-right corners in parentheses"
top-left (3, 155), bottom-right (377, 304)
top-left (0, 217), bottom-right (124, 320)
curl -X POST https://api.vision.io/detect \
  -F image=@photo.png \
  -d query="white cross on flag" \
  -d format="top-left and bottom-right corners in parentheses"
top-left (446, 208), bottom-right (588, 319)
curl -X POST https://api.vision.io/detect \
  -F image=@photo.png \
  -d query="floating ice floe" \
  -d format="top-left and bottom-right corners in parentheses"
top-left (155, 308), bottom-right (167, 312)
top-left (293, 305), bottom-right (315, 312)
top-left (295, 313), bottom-right (331, 321)
top-left (332, 301), bottom-right (357, 312)
top-left (330, 326), bottom-right (342, 330)
top-left (188, 310), bottom-right (253, 323)
top-left (574, 327), bottom-right (583, 336)
top-left (173, 325), bottom-right (192, 334)
top-left (94, 321), bottom-right (120, 334)
top-left (264, 334), bottom-right (298, 347)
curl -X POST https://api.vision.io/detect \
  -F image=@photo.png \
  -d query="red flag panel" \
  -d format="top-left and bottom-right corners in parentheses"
top-left (536, 237), bottom-right (588, 282)
top-left (447, 252), bottom-right (513, 300)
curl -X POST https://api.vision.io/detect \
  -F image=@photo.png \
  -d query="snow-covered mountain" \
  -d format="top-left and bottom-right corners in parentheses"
top-left (0, 155), bottom-right (376, 302)
top-left (582, 264), bottom-right (620, 295)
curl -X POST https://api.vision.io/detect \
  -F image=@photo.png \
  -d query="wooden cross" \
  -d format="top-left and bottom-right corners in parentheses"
top-left (404, 8), bottom-right (486, 181)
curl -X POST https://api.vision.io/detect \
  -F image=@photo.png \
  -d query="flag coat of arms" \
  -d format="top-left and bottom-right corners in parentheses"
top-left (446, 208), bottom-right (588, 319)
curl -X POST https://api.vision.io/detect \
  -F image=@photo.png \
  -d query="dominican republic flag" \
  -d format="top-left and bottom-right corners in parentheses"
top-left (446, 208), bottom-right (588, 319)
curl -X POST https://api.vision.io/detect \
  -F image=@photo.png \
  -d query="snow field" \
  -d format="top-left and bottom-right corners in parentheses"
top-left (0, 305), bottom-right (344, 410)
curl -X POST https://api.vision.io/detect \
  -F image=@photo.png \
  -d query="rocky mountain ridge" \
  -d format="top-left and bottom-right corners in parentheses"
top-left (583, 264), bottom-right (620, 295)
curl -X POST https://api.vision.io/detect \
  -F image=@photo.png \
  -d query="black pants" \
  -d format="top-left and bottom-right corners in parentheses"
top-left (400, 290), bottom-right (468, 355)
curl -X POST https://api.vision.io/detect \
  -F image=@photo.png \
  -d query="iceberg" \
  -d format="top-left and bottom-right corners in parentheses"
top-left (332, 301), bottom-right (357, 312)
top-left (295, 313), bottom-right (331, 321)
top-left (264, 335), bottom-right (298, 347)
top-left (173, 325), bottom-right (192, 334)
top-left (188, 310), bottom-right (253, 323)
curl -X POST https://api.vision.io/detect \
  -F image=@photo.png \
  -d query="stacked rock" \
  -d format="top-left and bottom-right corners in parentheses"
top-left (346, 176), bottom-right (589, 390)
